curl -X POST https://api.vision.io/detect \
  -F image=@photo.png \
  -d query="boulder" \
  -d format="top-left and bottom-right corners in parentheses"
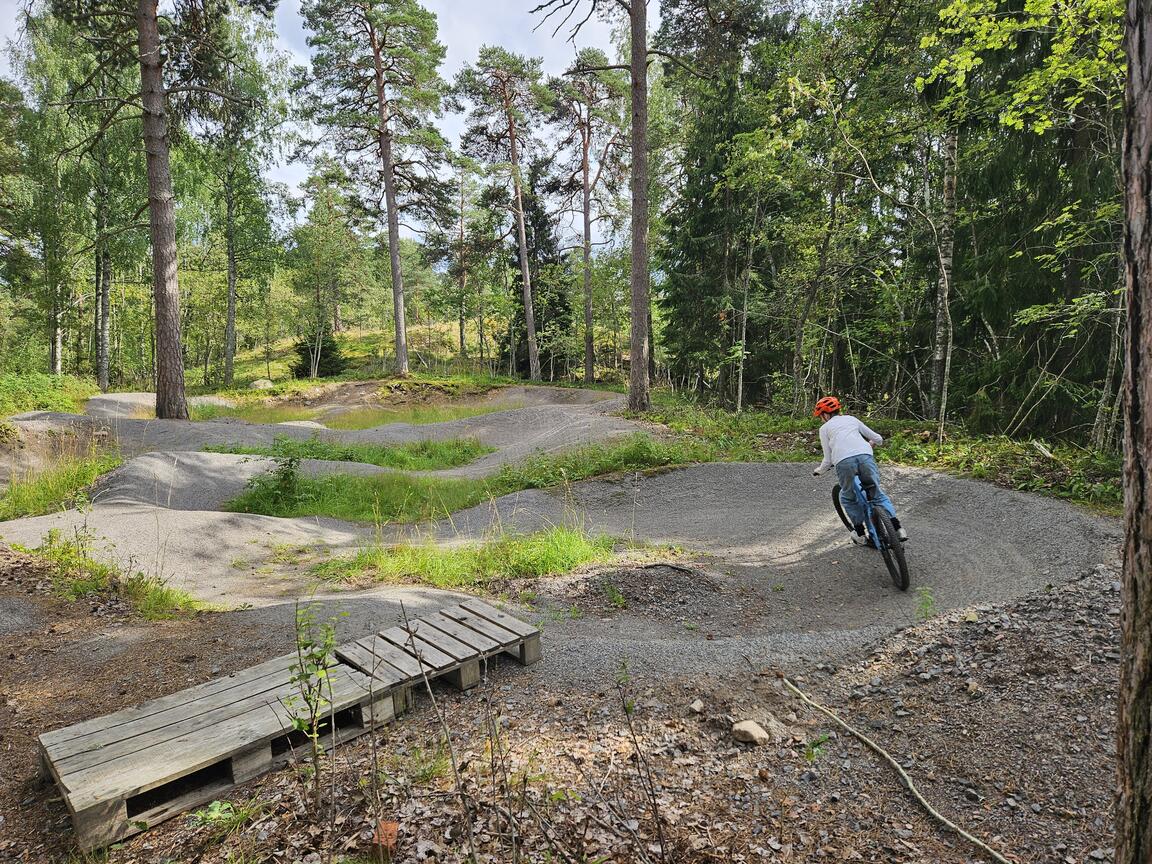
top-left (249, 378), bottom-right (275, 390)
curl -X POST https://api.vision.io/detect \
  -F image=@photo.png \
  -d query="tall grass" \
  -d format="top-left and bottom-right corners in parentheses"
top-left (0, 373), bottom-right (97, 418)
top-left (224, 433), bottom-right (704, 524)
top-left (204, 436), bottom-right (493, 470)
top-left (0, 453), bottom-right (123, 520)
top-left (23, 528), bottom-right (203, 619)
top-left (312, 526), bottom-right (614, 588)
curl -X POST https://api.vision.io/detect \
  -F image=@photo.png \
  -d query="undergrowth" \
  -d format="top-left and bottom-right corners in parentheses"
top-left (204, 435), bottom-right (494, 470)
top-left (225, 434), bottom-right (700, 524)
top-left (0, 452), bottom-right (122, 520)
top-left (21, 528), bottom-right (203, 619)
top-left (311, 526), bottom-right (615, 588)
top-left (0, 373), bottom-right (97, 417)
top-left (643, 403), bottom-right (1122, 514)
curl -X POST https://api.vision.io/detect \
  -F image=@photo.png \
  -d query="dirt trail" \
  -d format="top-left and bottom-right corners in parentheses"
top-left (0, 385), bottom-right (1121, 684)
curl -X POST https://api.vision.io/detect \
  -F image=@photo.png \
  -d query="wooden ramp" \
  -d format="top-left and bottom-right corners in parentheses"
top-left (39, 599), bottom-right (540, 850)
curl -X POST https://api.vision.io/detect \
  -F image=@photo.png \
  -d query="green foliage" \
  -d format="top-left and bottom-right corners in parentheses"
top-left (188, 799), bottom-right (263, 843)
top-left (203, 435), bottom-right (494, 470)
top-left (225, 433), bottom-right (709, 523)
top-left (0, 373), bottom-right (97, 417)
top-left (285, 602), bottom-right (341, 808)
top-left (0, 452), bottom-right (122, 520)
top-left (23, 528), bottom-right (202, 619)
top-left (312, 526), bottom-right (614, 587)
top-left (290, 330), bottom-right (348, 379)
top-left (915, 586), bottom-right (938, 622)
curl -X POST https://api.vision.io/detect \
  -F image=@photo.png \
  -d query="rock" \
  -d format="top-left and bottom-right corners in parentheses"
top-left (249, 378), bottom-right (275, 390)
top-left (689, 698), bottom-right (705, 714)
top-left (732, 720), bottom-right (771, 746)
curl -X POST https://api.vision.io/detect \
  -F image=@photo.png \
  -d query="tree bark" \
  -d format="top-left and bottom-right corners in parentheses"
top-left (930, 128), bottom-right (958, 427)
top-left (582, 118), bottom-right (595, 383)
top-left (137, 0), bottom-right (188, 419)
top-left (626, 0), bottom-right (651, 412)
top-left (369, 22), bottom-right (410, 376)
top-left (223, 166), bottom-right (238, 387)
top-left (506, 100), bottom-right (541, 380)
top-left (1118, 2), bottom-right (1152, 860)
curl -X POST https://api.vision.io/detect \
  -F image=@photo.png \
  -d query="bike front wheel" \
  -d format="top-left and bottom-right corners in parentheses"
top-left (871, 506), bottom-right (910, 591)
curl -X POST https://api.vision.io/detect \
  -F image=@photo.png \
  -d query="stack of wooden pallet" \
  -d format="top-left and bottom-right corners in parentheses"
top-left (38, 599), bottom-right (541, 850)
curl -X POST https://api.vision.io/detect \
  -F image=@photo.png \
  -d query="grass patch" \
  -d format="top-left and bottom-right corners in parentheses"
top-left (0, 452), bottom-right (123, 520)
top-left (190, 396), bottom-right (514, 429)
top-left (204, 435), bottom-right (494, 470)
top-left (324, 402), bottom-right (513, 429)
top-left (225, 434), bottom-right (704, 524)
top-left (0, 373), bottom-right (97, 417)
top-left (380, 744), bottom-right (452, 786)
top-left (312, 526), bottom-right (614, 588)
top-left (21, 528), bottom-right (203, 619)
top-left (190, 402), bottom-right (320, 424)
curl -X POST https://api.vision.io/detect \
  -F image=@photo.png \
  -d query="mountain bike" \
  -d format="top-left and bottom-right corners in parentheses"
top-left (831, 477), bottom-right (910, 591)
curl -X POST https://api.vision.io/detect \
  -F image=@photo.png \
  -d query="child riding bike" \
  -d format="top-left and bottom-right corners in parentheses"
top-left (811, 396), bottom-right (908, 545)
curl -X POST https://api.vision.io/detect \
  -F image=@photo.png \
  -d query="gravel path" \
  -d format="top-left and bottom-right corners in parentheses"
top-left (0, 386), bottom-right (1122, 687)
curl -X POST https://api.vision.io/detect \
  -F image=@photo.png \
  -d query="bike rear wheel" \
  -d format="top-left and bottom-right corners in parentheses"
top-left (831, 484), bottom-right (855, 532)
top-left (871, 506), bottom-right (910, 591)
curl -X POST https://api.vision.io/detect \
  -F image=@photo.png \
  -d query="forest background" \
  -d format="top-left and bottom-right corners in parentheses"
top-left (0, 0), bottom-right (1126, 452)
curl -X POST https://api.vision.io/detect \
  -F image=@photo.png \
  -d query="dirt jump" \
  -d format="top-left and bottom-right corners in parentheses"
top-left (0, 385), bottom-right (1120, 686)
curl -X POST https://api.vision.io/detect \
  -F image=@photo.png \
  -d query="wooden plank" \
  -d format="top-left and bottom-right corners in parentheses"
top-left (439, 604), bottom-right (521, 648)
top-left (379, 624), bottom-right (471, 665)
top-left (335, 642), bottom-right (411, 686)
top-left (459, 599), bottom-right (539, 639)
top-left (66, 666), bottom-right (376, 812)
top-left (419, 612), bottom-right (501, 654)
top-left (40, 653), bottom-right (299, 750)
top-left (46, 658), bottom-right (321, 764)
top-left (346, 635), bottom-right (424, 679)
top-left (53, 665), bottom-right (357, 777)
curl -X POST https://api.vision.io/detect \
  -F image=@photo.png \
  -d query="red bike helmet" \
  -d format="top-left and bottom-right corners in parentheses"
top-left (813, 396), bottom-right (841, 417)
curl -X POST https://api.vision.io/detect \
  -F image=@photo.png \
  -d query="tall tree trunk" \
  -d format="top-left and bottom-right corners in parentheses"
top-left (94, 167), bottom-right (111, 391)
top-left (49, 287), bottom-right (62, 376)
top-left (626, 0), bottom-right (651, 412)
top-left (369, 24), bottom-right (409, 376)
top-left (223, 167), bottom-right (238, 387)
top-left (457, 179), bottom-right (468, 358)
top-left (137, 0), bottom-right (188, 419)
top-left (1094, 301), bottom-right (1124, 450)
top-left (1118, 3), bottom-right (1152, 859)
top-left (792, 186), bottom-right (840, 415)
top-left (506, 105), bottom-right (541, 380)
top-left (582, 123), bottom-right (595, 383)
top-left (931, 128), bottom-right (958, 429)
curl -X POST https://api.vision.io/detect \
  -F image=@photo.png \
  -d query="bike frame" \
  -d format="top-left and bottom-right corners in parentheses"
top-left (846, 476), bottom-right (887, 551)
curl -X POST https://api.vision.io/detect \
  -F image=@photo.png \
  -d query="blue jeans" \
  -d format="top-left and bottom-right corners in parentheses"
top-left (835, 453), bottom-right (896, 528)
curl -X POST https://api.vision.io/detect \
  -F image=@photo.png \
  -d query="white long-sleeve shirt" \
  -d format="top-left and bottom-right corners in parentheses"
top-left (815, 414), bottom-right (883, 474)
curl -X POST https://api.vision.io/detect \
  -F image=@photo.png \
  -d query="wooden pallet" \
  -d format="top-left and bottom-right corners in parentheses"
top-left (336, 598), bottom-right (542, 693)
top-left (38, 601), bottom-right (540, 851)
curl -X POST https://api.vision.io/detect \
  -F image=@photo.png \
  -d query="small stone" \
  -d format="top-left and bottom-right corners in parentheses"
top-left (1031, 803), bottom-right (1042, 814)
top-left (1089, 850), bottom-right (1109, 861)
top-left (689, 698), bottom-right (705, 714)
top-left (732, 720), bottom-right (771, 746)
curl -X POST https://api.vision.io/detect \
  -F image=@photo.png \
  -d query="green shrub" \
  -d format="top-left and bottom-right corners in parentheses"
top-left (0, 373), bottom-right (97, 418)
top-left (290, 331), bottom-right (347, 379)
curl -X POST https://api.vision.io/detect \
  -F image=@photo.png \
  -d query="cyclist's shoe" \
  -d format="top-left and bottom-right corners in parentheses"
top-left (851, 525), bottom-right (870, 546)
top-left (891, 517), bottom-right (909, 543)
